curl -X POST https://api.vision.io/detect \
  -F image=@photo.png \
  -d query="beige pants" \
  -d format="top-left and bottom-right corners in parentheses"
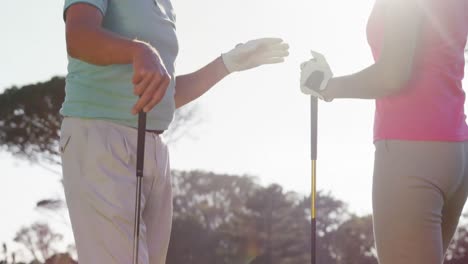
top-left (373, 140), bottom-right (468, 264)
top-left (60, 117), bottom-right (172, 264)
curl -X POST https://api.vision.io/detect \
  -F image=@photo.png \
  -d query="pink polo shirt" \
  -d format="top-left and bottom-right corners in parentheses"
top-left (367, 0), bottom-right (468, 142)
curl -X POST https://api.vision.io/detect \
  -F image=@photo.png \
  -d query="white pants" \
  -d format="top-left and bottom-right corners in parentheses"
top-left (60, 117), bottom-right (173, 264)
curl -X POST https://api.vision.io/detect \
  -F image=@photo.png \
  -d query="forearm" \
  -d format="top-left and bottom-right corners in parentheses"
top-left (322, 62), bottom-right (407, 100)
top-left (174, 56), bottom-right (229, 108)
top-left (66, 22), bottom-right (144, 66)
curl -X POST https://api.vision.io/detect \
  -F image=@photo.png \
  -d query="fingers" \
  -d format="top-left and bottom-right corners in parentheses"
top-left (132, 70), bottom-right (145, 85)
top-left (247, 38), bottom-right (288, 53)
top-left (256, 42), bottom-right (289, 53)
top-left (310, 50), bottom-right (326, 64)
top-left (142, 77), bottom-right (170, 112)
top-left (249, 37), bottom-right (284, 46)
top-left (277, 43), bottom-right (290, 50)
top-left (301, 50), bottom-right (330, 72)
top-left (249, 46), bottom-right (289, 67)
top-left (132, 74), bottom-right (170, 115)
top-left (133, 72), bottom-right (152, 96)
top-left (237, 38), bottom-right (289, 53)
top-left (255, 57), bottom-right (286, 65)
top-left (259, 49), bottom-right (290, 59)
top-left (250, 42), bottom-right (289, 64)
top-left (135, 76), bottom-right (161, 113)
top-left (131, 43), bottom-right (171, 114)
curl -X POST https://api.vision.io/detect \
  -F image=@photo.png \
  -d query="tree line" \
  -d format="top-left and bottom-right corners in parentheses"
top-left (1, 78), bottom-right (467, 263)
top-left (3, 170), bottom-right (468, 264)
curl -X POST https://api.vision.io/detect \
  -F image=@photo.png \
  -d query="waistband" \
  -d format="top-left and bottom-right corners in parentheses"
top-left (146, 129), bottom-right (165, 135)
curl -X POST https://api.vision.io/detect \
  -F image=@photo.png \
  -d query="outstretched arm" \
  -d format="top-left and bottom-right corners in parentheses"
top-left (175, 38), bottom-right (289, 108)
top-left (174, 57), bottom-right (229, 109)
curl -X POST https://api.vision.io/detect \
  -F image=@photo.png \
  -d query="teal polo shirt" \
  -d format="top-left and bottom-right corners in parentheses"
top-left (61, 0), bottom-right (179, 130)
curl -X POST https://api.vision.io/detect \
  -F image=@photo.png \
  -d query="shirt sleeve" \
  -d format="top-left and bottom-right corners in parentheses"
top-left (63, 0), bottom-right (108, 21)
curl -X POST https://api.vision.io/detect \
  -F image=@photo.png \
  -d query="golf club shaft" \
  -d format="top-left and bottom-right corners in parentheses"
top-left (133, 177), bottom-right (143, 264)
top-left (311, 96), bottom-right (318, 264)
top-left (133, 111), bottom-right (147, 264)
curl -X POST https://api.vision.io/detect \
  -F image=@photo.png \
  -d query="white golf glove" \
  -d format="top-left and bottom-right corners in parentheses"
top-left (222, 38), bottom-right (289, 73)
top-left (300, 51), bottom-right (333, 100)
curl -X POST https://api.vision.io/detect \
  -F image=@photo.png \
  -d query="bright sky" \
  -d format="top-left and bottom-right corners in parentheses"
top-left (1, 0), bottom-right (467, 259)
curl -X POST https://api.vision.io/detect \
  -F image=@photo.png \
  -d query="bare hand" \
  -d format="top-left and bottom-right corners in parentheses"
top-left (131, 42), bottom-right (171, 115)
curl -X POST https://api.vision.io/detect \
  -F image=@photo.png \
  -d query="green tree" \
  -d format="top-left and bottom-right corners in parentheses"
top-left (0, 77), bottom-right (64, 163)
top-left (238, 184), bottom-right (311, 264)
top-left (445, 214), bottom-right (468, 264)
top-left (315, 191), bottom-right (351, 263)
top-left (333, 215), bottom-right (377, 264)
top-left (168, 171), bottom-right (313, 264)
top-left (169, 171), bottom-right (260, 264)
top-left (171, 170), bottom-right (258, 230)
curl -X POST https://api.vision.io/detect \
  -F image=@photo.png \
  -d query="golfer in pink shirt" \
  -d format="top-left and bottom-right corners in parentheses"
top-left (300, 0), bottom-right (468, 263)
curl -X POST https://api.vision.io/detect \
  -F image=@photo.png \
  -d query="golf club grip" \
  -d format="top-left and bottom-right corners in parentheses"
top-left (136, 112), bottom-right (147, 178)
top-left (310, 96), bottom-right (318, 160)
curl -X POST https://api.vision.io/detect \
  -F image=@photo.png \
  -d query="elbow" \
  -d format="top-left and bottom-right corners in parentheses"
top-left (65, 24), bottom-right (101, 64)
top-left (66, 42), bottom-right (80, 60)
top-left (65, 26), bottom-right (81, 59)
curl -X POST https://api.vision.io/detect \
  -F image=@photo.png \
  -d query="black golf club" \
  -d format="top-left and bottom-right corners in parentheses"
top-left (310, 96), bottom-right (317, 264)
top-left (133, 111), bottom-right (147, 264)
top-left (305, 71), bottom-right (323, 264)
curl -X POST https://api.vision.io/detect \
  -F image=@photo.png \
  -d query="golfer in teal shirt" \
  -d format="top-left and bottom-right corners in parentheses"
top-left (60, 0), bottom-right (289, 263)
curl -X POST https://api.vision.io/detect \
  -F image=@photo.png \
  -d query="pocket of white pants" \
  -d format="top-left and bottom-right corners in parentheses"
top-left (101, 127), bottom-right (131, 166)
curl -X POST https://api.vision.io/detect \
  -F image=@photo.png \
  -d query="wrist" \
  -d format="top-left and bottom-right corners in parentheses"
top-left (131, 40), bottom-right (152, 61)
top-left (321, 78), bottom-right (335, 102)
top-left (221, 52), bottom-right (236, 73)
top-left (219, 55), bottom-right (231, 75)
top-left (215, 56), bottom-right (230, 79)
